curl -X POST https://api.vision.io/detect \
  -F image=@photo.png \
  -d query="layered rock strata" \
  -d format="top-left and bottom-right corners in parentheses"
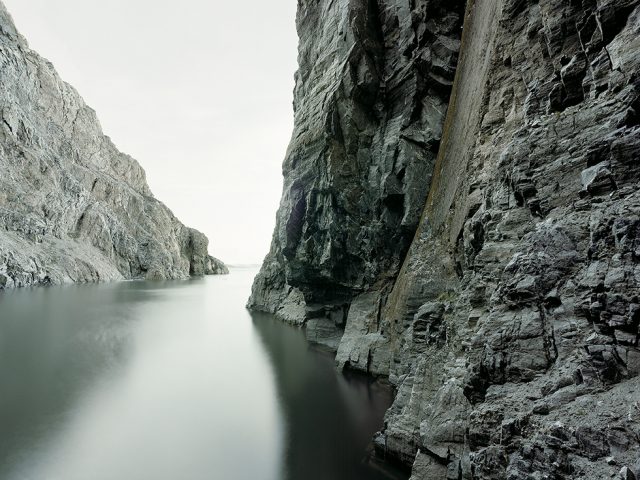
top-left (253, 0), bottom-right (640, 478)
top-left (0, 3), bottom-right (226, 289)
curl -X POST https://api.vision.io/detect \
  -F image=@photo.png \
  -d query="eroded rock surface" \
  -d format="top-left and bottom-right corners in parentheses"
top-left (249, 0), bottom-right (466, 341)
top-left (253, 0), bottom-right (640, 478)
top-left (0, 3), bottom-right (226, 289)
top-left (376, 1), bottom-right (640, 477)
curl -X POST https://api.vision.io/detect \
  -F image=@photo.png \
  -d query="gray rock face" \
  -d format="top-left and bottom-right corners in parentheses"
top-left (0, 3), bottom-right (226, 289)
top-left (378, 1), bottom-right (640, 477)
top-left (253, 0), bottom-right (640, 478)
top-left (249, 0), bottom-right (465, 327)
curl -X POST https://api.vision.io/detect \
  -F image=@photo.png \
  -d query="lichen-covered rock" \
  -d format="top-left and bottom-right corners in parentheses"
top-left (253, 0), bottom-right (640, 478)
top-left (0, 2), bottom-right (226, 289)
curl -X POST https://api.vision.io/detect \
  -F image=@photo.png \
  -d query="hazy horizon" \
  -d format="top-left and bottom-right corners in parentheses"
top-left (3, 0), bottom-right (298, 265)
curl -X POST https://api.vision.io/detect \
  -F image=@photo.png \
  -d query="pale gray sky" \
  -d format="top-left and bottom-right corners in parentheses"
top-left (3, 0), bottom-right (298, 265)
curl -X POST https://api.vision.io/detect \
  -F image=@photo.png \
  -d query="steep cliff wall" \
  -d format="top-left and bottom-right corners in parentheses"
top-left (254, 0), bottom-right (640, 478)
top-left (0, 3), bottom-right (227, 289)
top-left (378, 0), bottom-right (640, 477)
top-left (249, 0), bottom-right (466, 346)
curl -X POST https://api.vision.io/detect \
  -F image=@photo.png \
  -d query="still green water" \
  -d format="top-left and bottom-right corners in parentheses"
top-left (0, 267), bottom-right (406, 480)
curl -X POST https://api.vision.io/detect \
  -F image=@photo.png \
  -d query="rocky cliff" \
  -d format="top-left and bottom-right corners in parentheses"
top-left (0, 3), bottom-right (226, 290)
top-left (252, 0), bottom-right (640, 478)
top-left (249, 0), bottom-right (466, 346)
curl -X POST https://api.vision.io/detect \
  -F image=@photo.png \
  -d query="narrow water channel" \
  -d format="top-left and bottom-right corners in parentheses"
top-left (0, 267), bottom-right (407, 480)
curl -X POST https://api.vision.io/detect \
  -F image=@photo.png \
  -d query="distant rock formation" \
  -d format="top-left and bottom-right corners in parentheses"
top-left (252, 0), bottom-right (640, 478)
top-left (0, 2), bottom-right (227, 289)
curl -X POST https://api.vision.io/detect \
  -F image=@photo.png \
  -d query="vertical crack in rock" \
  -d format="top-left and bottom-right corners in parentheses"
top-left (0, 2), bottom-right (227, 289)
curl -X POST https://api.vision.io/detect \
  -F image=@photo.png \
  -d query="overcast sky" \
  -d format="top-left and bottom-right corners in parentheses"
top-left (3, 0), bottom-right (298, 265)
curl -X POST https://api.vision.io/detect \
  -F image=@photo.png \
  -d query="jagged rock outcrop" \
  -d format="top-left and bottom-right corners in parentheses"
top-left (377, 1), bottom-right (640, 477)
top-left (253, 0), bottom-right (640, 478)
top-left (0, 3), bottom-right (227, 289)
top-left (249, 0), bottom-right (466, 344)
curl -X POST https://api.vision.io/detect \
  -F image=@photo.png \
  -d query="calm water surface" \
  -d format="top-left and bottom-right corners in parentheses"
top-left (0, 267), bottom-right (406, 480)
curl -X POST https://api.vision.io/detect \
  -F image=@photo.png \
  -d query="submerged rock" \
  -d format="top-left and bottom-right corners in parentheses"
top-left (0, 2), bottom-right (226, 289)
top-left (253, 0), bottom-right (640, 478)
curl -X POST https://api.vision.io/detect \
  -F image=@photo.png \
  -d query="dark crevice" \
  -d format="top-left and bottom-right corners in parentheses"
top-left (2, 118), bottom-right (13, 133)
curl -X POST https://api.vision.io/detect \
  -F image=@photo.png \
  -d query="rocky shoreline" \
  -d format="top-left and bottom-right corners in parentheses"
top-left (251, 0), bottom-right (640, 478)
top-left (0, 3), bottom-right (227, 290)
